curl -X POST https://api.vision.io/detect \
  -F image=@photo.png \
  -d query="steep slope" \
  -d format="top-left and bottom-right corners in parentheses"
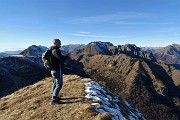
top-left (0, 56), bottom-right (49, 98)
top-left (0, 75), bottom-right (146, 120)
top-left (69, 54), bottom-right (180, 119)
top-left (68, 42), bottom-right (180, 120)
top-left (153, 44), bottom-right (180, 69)
top-left (85, 81), bottom-right (146, 120)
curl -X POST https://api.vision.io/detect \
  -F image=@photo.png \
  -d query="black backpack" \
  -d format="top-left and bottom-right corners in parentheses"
top-left (42, 49), bottom-right (53, 70)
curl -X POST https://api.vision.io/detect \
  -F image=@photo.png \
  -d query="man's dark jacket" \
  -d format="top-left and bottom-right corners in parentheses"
top-left (49, 46), bottom-right (68, 70)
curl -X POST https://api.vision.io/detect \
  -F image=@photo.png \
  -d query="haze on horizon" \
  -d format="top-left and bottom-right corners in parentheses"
top-left (0, 0), bottom-right (179, 51)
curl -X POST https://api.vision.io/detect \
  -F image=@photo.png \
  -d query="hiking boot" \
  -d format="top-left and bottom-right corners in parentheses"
top-left (51, 100), bottom-right (62, 105)
top-left (52, 96), bottom-right (62, 101)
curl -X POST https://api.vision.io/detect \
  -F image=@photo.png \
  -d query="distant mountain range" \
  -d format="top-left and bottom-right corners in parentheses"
top-left (0, 42), bottom-right (179, 119)
top-left (0, 50), bottom-right (22, 57)
top-left (62, 44), bottom-right (85, 53)
top-left (140, 47), bottom-right (162, 51)
top-left (19, 44), bottom-right (85, 57)
top-left (71, 41), bottom-right (156, 62)
top-left (153, 44), bottom-right (180, 69)
top-left (2, 50), bottom-right (23, 54)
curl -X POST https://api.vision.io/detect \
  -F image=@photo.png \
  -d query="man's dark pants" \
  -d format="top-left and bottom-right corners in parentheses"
top-left (51, 65), bottom-right (63, 101)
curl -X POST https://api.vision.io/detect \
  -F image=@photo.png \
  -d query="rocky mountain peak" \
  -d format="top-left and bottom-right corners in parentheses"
top-left (20, 45), bottom-right (47, 57)
top-left (88, 41), bottom-right (114, 46)
top-left (153, 44), bottom-right (180, 66)
top-left (71, 42), bottom-right (156, 62)
top-left (117, 44), bottom-right (156, 62)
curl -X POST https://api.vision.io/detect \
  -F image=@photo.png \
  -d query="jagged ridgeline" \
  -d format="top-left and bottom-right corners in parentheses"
top-left (0, 42), bottom-right (180, 120)
top-left (68, 41), bottom-right (180, 120)
top-left (70, 42), bottom-right (156, 62)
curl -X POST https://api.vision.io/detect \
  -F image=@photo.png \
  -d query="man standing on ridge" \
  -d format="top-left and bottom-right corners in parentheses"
top-left (48, 39), bottom-right (68, 104)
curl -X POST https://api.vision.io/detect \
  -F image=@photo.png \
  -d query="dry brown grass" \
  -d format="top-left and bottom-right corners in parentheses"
top-left (96, 112), bottom-right (112, 120)
top-left (0, 75), bottom-right (101, 120)
top-left (172, 69), bottom-right (180, 86)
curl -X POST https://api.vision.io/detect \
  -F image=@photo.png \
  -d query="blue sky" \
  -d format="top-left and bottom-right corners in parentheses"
top-left (0, 0), bottom-right (179, 51)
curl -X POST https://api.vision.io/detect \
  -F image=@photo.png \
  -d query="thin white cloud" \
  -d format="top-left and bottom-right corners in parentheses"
top-left (79, 31), bottom-right (91, 34)
top-left (65, 12), bottom-right (150, 24)
top-left (62, 32), bottom-right (126, 39)
top-left (64, 12), bottom-right (174, 25)
top-left (115, 22), bottom-right (173, 25)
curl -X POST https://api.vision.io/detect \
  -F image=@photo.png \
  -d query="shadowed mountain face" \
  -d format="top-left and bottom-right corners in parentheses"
top-left (0, 45), bottom-right (49, 98)
top-left (68, 42), bottom-right (180, 120)
top-left (0, 56), bottom-right (49, 98)
top-left (153, 44), bottom-right (180, 69)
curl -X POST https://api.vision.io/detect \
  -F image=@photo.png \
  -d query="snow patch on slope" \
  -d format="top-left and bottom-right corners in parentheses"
top-left (85, 81), bottom-right (146, 120)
